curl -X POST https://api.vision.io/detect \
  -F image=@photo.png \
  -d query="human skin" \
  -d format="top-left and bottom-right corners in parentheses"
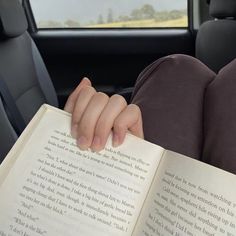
top-left (64, 78), bottom-right (144, 152)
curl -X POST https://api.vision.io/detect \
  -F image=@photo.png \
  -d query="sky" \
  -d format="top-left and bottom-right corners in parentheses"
top-left (30, 0), bottom-right (187, 25)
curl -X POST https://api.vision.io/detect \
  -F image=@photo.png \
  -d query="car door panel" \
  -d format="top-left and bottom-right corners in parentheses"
top-left (32, 29), bottom-right (195, 106)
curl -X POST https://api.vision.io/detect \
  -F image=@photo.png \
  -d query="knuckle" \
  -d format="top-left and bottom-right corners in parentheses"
top-left (98, 92), bottom-right (109, 98)
top-left (81, 85), bottom-right (96, 95)
top-left (111, 94), bottom-right (127, 107)
top-left (128, 104), bottom-right (141, 114)
top-left (95, 92), bottom-right (109, 102)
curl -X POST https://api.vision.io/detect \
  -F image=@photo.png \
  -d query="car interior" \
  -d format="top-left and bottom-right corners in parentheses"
top-left (0, 0), bottom-right (236, 164)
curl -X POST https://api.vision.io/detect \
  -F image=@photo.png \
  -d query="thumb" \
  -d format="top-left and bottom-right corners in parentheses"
top-left (64, 77), bottom-right (92, 113)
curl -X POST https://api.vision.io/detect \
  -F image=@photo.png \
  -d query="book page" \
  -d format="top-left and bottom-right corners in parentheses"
top-left (0, 105), bottom-right (47, 186)
top-left (0, 105), bottom-right (164, 236)
top-left (133, 150), bottom-right (236, 236)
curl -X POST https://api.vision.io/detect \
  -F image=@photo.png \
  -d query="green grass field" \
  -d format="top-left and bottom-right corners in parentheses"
top-left (38, 15), bottom-right (187, 29)
top-left (87, 16), bottom-right (187, 28)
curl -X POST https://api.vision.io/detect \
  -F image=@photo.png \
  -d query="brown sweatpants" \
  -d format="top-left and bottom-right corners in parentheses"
top-left (131, 54), bottom-right (236, 174)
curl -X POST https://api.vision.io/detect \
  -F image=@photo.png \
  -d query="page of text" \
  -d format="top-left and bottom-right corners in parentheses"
top-left (133, 150), bottom-right (236, 236)
top-left (0, 107), bottom-right (164, 236)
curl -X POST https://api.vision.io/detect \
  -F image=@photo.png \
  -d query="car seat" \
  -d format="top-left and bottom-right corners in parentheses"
top-left (196, 0), bottom-right (236, 73)
top-left (0, 0), bottom-right (58, 162)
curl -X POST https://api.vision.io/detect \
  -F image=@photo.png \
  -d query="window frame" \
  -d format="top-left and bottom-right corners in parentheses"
top-left (23, 0), bottom-right (193, 33)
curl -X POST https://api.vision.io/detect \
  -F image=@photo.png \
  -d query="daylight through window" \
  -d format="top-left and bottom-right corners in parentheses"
top-left (30, 0), bottom-right (188, 29)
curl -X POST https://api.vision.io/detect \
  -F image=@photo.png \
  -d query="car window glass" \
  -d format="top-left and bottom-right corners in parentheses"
top-left (30, 0), bottom-right (188, 29)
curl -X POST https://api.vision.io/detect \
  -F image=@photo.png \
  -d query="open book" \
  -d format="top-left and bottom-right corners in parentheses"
top-left (0, 105), bottom-right (236, 236)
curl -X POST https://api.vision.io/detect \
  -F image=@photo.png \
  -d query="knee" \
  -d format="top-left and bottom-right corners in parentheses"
top-left (156, 54), bottom-right (215, 84)
top-left (134, 54), bottom-right (216, 96)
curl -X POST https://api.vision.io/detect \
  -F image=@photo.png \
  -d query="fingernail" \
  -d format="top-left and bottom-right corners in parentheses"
top-left (71, 124), bottom-right (78, 139)
top-left (77, 136), bottom-right (88, 150)
top-left (112, 133), bottom-right (120, 147)
top-left (82, 77), bottom-right (90, 83)
top-left (92, 136), bottom-right (101, 151)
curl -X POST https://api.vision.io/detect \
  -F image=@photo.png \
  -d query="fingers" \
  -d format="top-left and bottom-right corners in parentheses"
top-left (64, 77), bottom-right (92, 113)
top-left (76, 92), bottom-right (109, 150)
top-left (67, 80), bottom-right (143, 151)
top-left (113, 104), bottom-right (144, 147)
top-left (75, 97), bottom-right (143, 151)
top-left (71, 86), bottom-right (96, 138)
top-left (91, 95), bottom-right (127, 151)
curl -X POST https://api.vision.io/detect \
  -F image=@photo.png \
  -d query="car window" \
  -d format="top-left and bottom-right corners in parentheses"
top-left (29, 0), bottom-right (188, 29)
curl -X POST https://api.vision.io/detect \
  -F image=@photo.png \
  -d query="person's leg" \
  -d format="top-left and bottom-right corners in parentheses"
top-left (203, 59), bottom-right (236, 174)
top-left (131, 54), bottom-right (215, 159)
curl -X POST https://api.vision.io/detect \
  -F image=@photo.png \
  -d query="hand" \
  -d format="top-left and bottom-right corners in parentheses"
top-left (64, 78), bottom-right (144, 151)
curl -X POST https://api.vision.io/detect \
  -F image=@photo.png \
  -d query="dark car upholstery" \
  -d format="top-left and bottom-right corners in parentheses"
top-left (196, 0), bottom-right (236, 72)
top-left (0, 0), bottom-right (58, 162)
top-left (0, 0), bottom-right (58, 122)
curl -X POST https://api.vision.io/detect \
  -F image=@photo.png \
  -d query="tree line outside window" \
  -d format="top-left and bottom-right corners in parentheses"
top-left (36, 4), bottom-right (187, 28)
